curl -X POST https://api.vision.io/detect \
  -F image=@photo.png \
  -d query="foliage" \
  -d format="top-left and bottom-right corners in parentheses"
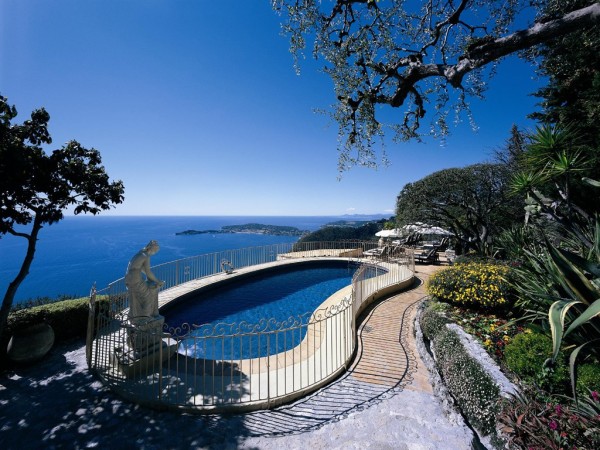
top-left (5, 296), bottom-right (109, 342)
top-left (443, 305), bottom-right (526, 362)
top-left (419, 302), bottom-right (451, 341)
top-left (272, 0), bottom-right (600, 170)
top-left (505, 226), bottom-right (600, 399)
top-left (504, 122), bottom-right (600, 400)
top-left (577, 364), bottom-right (600, 398)
top-left (510, 123), bottom-right (596, 243)
top-left (452, 254), bottom-right (507, 266)
top-left (504, 332), bottom-right (570, 394)
top-left (296, 220), bottom-right (384, 243)
top-left (498, 387), bottom-right (600, 450)
top-left (420, 302), bottom-right (505, 434)
top-left (426, 263), bottom-right (515, 311)
top-left (0, 95), bottom-right (124, 345)
top-left (493, 125), bottom-right (528, 173)
top-left (531, 0), bottom-right (600, 154)
top-left (396, 163), bottom-right (522, 255)
top-left (432, 326), bottom-right (500, 435)
top-left (9, 294), bottom-right (79, 312)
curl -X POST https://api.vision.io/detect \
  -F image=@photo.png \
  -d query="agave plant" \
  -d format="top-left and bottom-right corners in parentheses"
top-left (547, 216), bottom-right (600, 401)
top-left (506, 123), bottom-right (600, 400)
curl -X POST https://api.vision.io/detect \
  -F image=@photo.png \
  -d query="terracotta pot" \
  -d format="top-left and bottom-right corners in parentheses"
top-left (7, 323), bottom-right (55, 364)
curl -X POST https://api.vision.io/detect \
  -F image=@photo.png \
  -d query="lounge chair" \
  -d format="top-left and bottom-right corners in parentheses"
top-left (415, 247), bottom-right (439, 264)
top-left (364, 246), bottom-right (384, 258)
top-left (437, 237), bottom-right (450, 252)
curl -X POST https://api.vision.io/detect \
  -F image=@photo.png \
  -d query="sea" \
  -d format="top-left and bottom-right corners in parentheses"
top-left (0, 215), bottom-right (381, 305)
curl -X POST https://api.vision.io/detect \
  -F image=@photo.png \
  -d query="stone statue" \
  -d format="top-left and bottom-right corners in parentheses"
top-left (125, 240), bottom-right (164, 320)
top-left (125, 240), bottom-right (165, 355)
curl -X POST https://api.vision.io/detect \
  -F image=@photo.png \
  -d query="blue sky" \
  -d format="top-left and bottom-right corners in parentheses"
top-left (1, 1), bottom-right (544, 216)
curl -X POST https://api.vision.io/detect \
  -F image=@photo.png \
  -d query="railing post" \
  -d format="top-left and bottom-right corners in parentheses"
top-left (86, 283), bottom-right (97, 369)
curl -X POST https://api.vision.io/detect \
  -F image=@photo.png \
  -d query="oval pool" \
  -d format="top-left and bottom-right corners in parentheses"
top-left (162, 261), bottom-right (361, 360)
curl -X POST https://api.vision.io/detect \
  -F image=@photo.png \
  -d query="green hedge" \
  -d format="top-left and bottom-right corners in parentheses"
top-left (420, 302), bottom-right (502, 436)
top-left (434, 327), bottom-right (500, 434)
top-left (6, 296), bottom-right (109, 342)
top-left (420, 302), bottom-right (451, 341)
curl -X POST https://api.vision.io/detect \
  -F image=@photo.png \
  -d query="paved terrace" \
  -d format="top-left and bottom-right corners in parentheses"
top-left (1, 261), bottom-right (475, 449)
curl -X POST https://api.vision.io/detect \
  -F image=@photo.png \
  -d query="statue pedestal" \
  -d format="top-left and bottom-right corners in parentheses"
top-left (113, 337), bottom-right (178, 379)
top-left (127, 315), bottom-right (165, 356)
top-left (113, 315), bottom-right (177, 378)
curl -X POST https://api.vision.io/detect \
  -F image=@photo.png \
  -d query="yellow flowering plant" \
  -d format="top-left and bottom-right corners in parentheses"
top-left (426, 262), bottom-right (515, 311)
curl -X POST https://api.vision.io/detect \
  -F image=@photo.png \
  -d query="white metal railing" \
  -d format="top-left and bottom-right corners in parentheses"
top-left (101, 241), bottom-right (380, 299)
top-left (87, 242), bottom-right (414, 413)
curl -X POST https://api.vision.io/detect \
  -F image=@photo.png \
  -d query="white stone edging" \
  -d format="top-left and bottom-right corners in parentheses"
top-left (446, 324), bottom-right (519, 399)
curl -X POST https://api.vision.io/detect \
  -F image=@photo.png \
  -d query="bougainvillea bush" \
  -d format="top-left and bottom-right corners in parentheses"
top-left (498, 388), bottom-right (600, 449)
top-left (426, 262), bottom-right (515, 311)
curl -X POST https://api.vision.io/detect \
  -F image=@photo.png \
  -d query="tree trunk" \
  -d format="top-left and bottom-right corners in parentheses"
top-left (0, 216), bottom-right (43, 345)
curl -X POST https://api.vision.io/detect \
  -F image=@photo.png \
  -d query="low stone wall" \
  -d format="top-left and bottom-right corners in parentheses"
top-left (416, 301), bottom-right (518, 448)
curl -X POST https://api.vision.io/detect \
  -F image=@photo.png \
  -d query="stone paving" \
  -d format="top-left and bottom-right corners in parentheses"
top-left (0, 263), bottom-right (475, 450)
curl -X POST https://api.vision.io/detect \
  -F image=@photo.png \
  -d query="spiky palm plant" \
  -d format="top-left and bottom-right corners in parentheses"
top-left (506, 123), bottom-right (600, 400)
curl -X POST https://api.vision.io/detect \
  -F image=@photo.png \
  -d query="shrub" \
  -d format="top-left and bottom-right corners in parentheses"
top-left (426, 262), bottom-right (514, 311)
top-left (433, 327), bottom-right (500, 434)
top-left (498, 388), bottom-right (600, 450)
top-left (6, 296), bottom-right (109, 342)
top-left (504, 332), bottom-right (569, 393)
top-left (577, 363), bottom-right (600, 397)
top-left (9, 294), bottom-right (79, 312)
top-left (419, 302), bottom-right (450, 341)
top-left (453, 254), bottom-right (501, 266)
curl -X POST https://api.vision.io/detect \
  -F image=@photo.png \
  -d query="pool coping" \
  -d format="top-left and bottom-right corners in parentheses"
top-left (157, 258), bottom-right (414, 374)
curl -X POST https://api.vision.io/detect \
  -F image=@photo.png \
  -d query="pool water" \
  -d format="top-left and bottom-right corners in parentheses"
top-left (163, 262), bottom-right (358, 360)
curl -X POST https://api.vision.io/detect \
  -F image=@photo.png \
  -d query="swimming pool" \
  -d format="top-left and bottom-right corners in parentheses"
top-left (163, 261), bottom-right (360, 360)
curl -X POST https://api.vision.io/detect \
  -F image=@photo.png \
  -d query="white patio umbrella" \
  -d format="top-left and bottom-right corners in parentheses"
top-left (401, 222), bottom-right (427, 232)
top-left (419, 226), bottom-right (453, 236)
top-left (375, 228), bottom-right (402, 238)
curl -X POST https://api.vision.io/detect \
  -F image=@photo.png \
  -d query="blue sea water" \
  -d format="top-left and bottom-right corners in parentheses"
top-left (0, 215), bottom-right (352, 305)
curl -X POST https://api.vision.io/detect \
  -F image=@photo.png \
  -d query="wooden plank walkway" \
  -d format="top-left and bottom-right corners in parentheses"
top-left (348, 264), bottom-right (442, 392)
top-left (239, 264), bottom-right (450, 438)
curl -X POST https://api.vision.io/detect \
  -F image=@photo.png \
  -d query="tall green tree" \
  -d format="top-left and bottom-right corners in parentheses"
top-left (494, 124), bottom-right (528, 173)
top-left (0, 96), bottom-right (125, 341)
top-left (395, 163), bottom-right (521, 254)
top-left (273, 0), bottom-right (600, 170)
top-left (531, 0), bottom-right (600, 150)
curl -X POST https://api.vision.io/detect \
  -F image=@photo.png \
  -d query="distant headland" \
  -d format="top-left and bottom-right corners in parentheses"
top-left (176, 223), bottom-right (308, 236)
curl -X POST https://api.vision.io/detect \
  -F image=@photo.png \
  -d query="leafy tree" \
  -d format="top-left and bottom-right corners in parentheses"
top-left (272, 0), bottom-right (600, 170)
top-left (493, 124), bottom-right (528, 173)
top-left (395, 163), bottom-right (521, 254)
top-left (531, 0), bottom-right (600, 150)
top-left (297, 220), bottom-right (384, 243)
top-left (0, 96), bottom-right (125, 342)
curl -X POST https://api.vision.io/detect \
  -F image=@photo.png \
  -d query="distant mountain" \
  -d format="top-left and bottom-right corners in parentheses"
top-left (298, 219), bottom-right (387, 243)
top-left (340, 214), bottom-right (391, 220)
top-left (176, 223), bottom-right (308, 236)
top-left (323, 220), bottom-right (376, 228)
